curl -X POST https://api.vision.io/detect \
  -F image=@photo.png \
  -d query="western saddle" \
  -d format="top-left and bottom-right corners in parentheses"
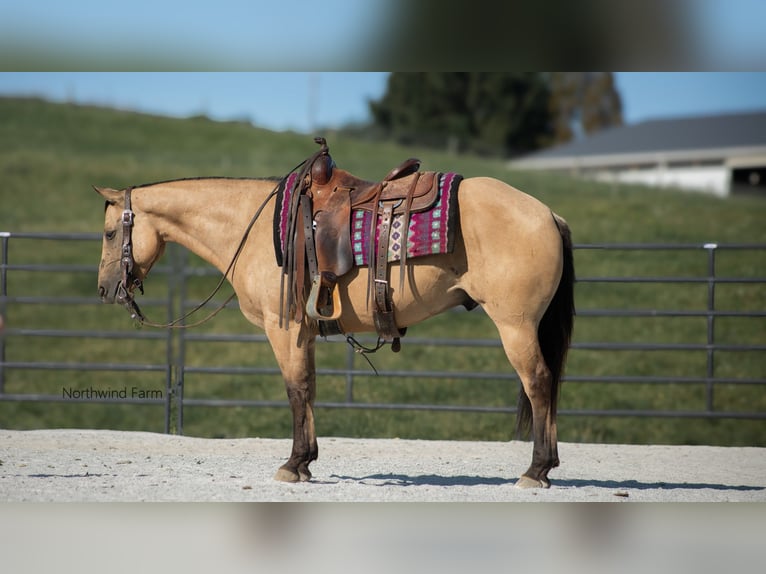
top-left (280, 137), bottom-right (442, 351)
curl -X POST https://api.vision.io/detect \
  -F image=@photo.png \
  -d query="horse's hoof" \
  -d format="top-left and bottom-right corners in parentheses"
top-left (515, 475), bottom-right (551, 489)
top-left (274, 467), bottom-right (300, 483)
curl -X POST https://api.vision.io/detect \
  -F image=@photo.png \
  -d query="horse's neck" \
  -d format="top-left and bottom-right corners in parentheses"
top-left (139, 178), bottom-right (272, 274)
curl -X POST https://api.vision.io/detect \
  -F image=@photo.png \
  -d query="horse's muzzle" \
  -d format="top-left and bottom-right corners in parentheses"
top-left (98, 281), bottom-right (122, 304)
top-left (98, 284), bottom-right (112, 303)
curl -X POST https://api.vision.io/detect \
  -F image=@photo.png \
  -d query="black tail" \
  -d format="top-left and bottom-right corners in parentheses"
top-left (516, 214), bottom-right (575, 438)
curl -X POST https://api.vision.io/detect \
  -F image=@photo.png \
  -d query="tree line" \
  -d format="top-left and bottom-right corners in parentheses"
top-left (365, 72), bottom-right (623, 157)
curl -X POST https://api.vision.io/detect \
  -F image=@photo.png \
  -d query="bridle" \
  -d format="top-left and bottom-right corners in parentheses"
top-left (116, 187), bottom-right (145, 321)
top-left (114, 183), bottom-right (278, 329)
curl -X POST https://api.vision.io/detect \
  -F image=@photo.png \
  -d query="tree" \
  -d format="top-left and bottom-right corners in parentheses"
top-left (548, 72), bottom-right (623, 144)
top-left (369, 72), bottom-right (553, 157)
top-left (369, 72), bottom-right (623, 156)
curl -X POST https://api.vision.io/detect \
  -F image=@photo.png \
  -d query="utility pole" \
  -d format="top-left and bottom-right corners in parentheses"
top-left (308, 72), bottom-right (319, 133)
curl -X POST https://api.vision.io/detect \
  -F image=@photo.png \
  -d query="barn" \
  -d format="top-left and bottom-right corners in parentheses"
top-left (509, 111), bottom-right (766, 197)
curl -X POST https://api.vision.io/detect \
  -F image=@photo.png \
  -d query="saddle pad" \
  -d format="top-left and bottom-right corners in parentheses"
top-left (273, 171), bottom-right (463, 267)
top-left (351, 172), bottom-right (462, 266)
top-left (273, 171), bottom-right (302, 267)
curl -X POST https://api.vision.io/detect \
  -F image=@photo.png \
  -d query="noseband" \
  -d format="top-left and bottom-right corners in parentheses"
top-left (116, 187), bottom-right (146, 322)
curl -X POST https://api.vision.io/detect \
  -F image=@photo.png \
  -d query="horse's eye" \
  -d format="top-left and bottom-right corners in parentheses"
top-left (105, 230), bottom-right (117, 241)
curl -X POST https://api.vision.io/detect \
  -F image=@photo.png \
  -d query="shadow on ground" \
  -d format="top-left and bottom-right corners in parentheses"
top-left (331, 473), bottom-right (765, 491)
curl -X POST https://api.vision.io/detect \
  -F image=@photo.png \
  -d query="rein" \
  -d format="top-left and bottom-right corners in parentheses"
top-left (116, 183), bottom-right (278, 329)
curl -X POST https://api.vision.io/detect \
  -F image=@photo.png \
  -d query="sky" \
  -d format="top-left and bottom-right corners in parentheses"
top-left (2, 0), bottom-right (766, 70)
top-left (1, 1), bottom-right (765, 131)
top-left (0, 1), bottom-right (391, 70)
top-left (1, 72), bottom-right (765, 134)
top-left (0, 72), bottom-right (390, 133)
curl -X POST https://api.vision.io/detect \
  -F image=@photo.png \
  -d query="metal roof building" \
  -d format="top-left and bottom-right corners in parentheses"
top-left (509, 111), bottom-right (766, 197)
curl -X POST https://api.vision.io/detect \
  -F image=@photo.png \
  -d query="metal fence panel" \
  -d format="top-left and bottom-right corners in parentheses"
top-left (1, 232), bottom-right (764, 435)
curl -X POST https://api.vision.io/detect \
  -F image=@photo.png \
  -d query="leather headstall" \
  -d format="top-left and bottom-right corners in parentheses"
top-left (117, 187), bottom-right (146, 321)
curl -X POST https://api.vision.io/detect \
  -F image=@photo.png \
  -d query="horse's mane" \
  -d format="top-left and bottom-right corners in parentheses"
top-left (132, 176), bottom-right (281, 190)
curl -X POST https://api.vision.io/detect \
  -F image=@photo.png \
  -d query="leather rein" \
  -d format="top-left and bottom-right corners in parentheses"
top-left (116, 184), bottom-right (278, 329)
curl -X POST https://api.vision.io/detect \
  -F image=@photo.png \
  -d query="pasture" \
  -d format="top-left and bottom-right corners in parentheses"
top-left (1, 97), bottom-right (764, 446)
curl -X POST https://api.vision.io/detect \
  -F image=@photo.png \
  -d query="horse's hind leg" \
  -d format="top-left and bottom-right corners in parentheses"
top-left (267, 324), bottom-right (318, 482)
top-left (497, 323), bottom-right (559, 488)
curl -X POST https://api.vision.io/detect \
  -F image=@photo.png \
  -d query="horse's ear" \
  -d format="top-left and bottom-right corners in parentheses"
top-left (93, 186), bottom-right (122, 205)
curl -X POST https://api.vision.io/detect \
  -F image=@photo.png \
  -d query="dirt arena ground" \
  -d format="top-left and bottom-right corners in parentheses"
top-left (1, 429), bottom-right (764, 501)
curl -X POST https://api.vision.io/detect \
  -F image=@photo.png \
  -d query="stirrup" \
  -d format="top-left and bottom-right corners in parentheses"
top-left (306, 272), bottom-right (342, 321)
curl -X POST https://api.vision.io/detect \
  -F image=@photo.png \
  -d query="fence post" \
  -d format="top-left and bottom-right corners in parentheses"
top-left (163, 244), bottom-right (176, 434)
top-left (0, 233), bottom-right (8, 394)
top-left (169, 245), bottom-right (189, 435)
top-left (165, 245), bottom-right (175, 434)
top-left (175, 247), bottom-right (189, 435)
top-left (345, 342), bottom-right (355, 404)
top-left (704, 243), bottom-right (717, 413)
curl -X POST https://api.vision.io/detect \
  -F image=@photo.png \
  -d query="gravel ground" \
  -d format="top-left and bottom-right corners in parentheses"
top-left (1, 429), bottom-right (764, 502)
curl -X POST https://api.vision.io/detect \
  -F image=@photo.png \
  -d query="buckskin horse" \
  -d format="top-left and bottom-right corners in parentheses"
top-left (95, 140), bottom-right (574, 488)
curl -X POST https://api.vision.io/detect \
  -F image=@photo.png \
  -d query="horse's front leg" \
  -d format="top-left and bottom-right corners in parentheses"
top-left (267, 324), bottom-right (318, 482)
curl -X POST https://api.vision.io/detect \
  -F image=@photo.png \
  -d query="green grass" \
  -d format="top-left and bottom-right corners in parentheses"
top-left (1, 96), bottom-right (765, 446)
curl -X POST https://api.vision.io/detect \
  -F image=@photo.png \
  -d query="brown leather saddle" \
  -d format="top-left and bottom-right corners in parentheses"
top-left (280, 137), bottom-right (442, 351)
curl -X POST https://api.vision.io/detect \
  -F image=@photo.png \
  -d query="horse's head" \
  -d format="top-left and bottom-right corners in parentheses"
top-left (94, 186), bottom-right (165, 306)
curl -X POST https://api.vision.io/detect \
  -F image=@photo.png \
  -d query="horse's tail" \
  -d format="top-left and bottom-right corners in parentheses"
top-left (516, 213), bottom-right (575, 438)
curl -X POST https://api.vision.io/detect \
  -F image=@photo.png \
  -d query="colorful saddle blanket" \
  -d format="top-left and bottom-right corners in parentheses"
top-left (273, 171), bottom-right (462, 268)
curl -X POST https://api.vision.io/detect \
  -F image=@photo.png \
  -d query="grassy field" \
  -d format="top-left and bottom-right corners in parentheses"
top-left (1, 97), bottom-right (764, 446)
